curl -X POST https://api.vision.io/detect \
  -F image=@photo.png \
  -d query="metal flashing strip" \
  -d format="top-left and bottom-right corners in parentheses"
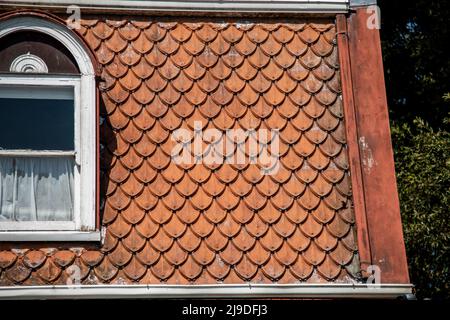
top-left (0, 283), bottom-right (413, 299)
top-left (350, 0), bottom-right (377, 8)
top-left (0, 0), bottom-right (350, 14)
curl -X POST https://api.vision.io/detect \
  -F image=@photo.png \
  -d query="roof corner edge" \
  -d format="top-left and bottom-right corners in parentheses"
top-left (350, 0), bottom-right (377, 8)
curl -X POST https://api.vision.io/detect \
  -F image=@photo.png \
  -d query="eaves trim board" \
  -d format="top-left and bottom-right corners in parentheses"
top-left (0, 0), bottom-right (350, 14)
top-left (0, 283), bottom-right (413, 299)
top-left (350, 0), bottom-right (377, 8)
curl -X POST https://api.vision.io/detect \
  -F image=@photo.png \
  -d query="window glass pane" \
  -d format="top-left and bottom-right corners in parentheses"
top-left (0, 86), bottom-right (74, 151)
top-left (0, 156), bottom-right (74, 222)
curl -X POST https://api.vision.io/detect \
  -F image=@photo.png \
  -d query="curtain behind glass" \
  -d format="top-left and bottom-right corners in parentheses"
top-left (0, 157), bottom-right (74, 221)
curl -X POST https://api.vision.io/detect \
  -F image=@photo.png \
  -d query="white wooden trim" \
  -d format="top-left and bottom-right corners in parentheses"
top-left (0, 17), bottom-right (97, 238)
top-left (0, 84), bottom-right (73, 100)
top-left (0, 73), bottom-right (81, 80)
top-left (350, 0), bottom-right (377, 7)
top-left (0, 0), bottom-right (350, 14)
top-left (0, 221), bottom-right (76, 231)
top-left (79, 74), bottom-right (96, 231)
top-left (0, 151), bottom-right (76, 157)
top-left (0, 18), bottom-right (95, 76)
top-left (0, 231), bottom-right (101, 241)
top-left (0, 283), bottom-right (413, 300)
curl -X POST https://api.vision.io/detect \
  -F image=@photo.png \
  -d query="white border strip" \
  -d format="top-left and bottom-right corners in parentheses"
top-left (0, 231), bottom-right (101, 241)
top-left (0, 151), bottom-right (76, 157)
top-left (0, 284), bottom-right (413, 299)
top-left (0, 0), bottom-right (350, 14)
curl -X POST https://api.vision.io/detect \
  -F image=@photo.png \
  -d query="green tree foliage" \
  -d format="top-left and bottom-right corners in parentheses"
top-left (391, 119), bottom-right (449, 299)
top-left (379, 0), bottom-right (450, 299)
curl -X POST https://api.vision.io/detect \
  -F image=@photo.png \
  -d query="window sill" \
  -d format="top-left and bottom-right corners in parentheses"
top-left (0, 231), bottom-right (101, 242)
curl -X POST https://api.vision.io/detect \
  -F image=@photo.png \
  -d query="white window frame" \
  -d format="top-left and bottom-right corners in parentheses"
top-left (0, 76), bottom-right (81, 231)
top-left (0, 17), bottom-right (98, 241)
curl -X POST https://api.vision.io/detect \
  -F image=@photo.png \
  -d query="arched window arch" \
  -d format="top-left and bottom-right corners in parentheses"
top-left (0, 15), bottom-right (98, 241)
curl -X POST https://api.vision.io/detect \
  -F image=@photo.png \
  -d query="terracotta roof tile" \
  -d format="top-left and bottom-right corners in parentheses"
top-left (5, 258), bottom-right (31, 283)
top-left (0, 17), bottom-right (362, 286)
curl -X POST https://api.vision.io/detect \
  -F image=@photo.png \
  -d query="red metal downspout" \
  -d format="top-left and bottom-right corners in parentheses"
top-left (336, 14), bottom-right (373, 278)
top-left (337, 9), bottom-right (410, 284)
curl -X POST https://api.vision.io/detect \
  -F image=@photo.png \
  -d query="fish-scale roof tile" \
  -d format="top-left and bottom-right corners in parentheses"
top-left (0, 17), bottom-right (362, 286)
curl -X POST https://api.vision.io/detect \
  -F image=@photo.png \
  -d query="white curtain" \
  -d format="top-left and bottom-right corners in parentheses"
top-left (0, 157), bottom-right (74, 222)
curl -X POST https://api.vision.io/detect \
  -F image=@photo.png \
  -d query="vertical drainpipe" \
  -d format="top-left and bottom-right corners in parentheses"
top-left (345, 0), bottom-right (412, 286)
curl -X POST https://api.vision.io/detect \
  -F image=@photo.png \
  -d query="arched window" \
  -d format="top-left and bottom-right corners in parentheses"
top-left (0, 15), bottom-right (98, 241)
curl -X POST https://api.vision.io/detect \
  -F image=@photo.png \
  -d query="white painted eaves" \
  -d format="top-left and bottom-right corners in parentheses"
top-left (0, 0), bottom-right (350, 14)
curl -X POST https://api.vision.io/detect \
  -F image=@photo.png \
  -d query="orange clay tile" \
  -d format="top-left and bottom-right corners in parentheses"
top-left (0, 18), bottom-right (362, 286)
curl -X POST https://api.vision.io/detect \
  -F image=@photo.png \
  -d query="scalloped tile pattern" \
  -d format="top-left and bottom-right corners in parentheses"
top-left (0, 18), bottom-right (362, 286)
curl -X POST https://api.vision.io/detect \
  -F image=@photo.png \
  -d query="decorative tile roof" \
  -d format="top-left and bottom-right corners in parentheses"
top-left (0, 17), bottom-right (362, 285)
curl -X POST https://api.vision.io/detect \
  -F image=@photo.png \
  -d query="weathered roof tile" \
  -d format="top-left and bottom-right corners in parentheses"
top-left (1, 18), bottom-right (361, 286)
